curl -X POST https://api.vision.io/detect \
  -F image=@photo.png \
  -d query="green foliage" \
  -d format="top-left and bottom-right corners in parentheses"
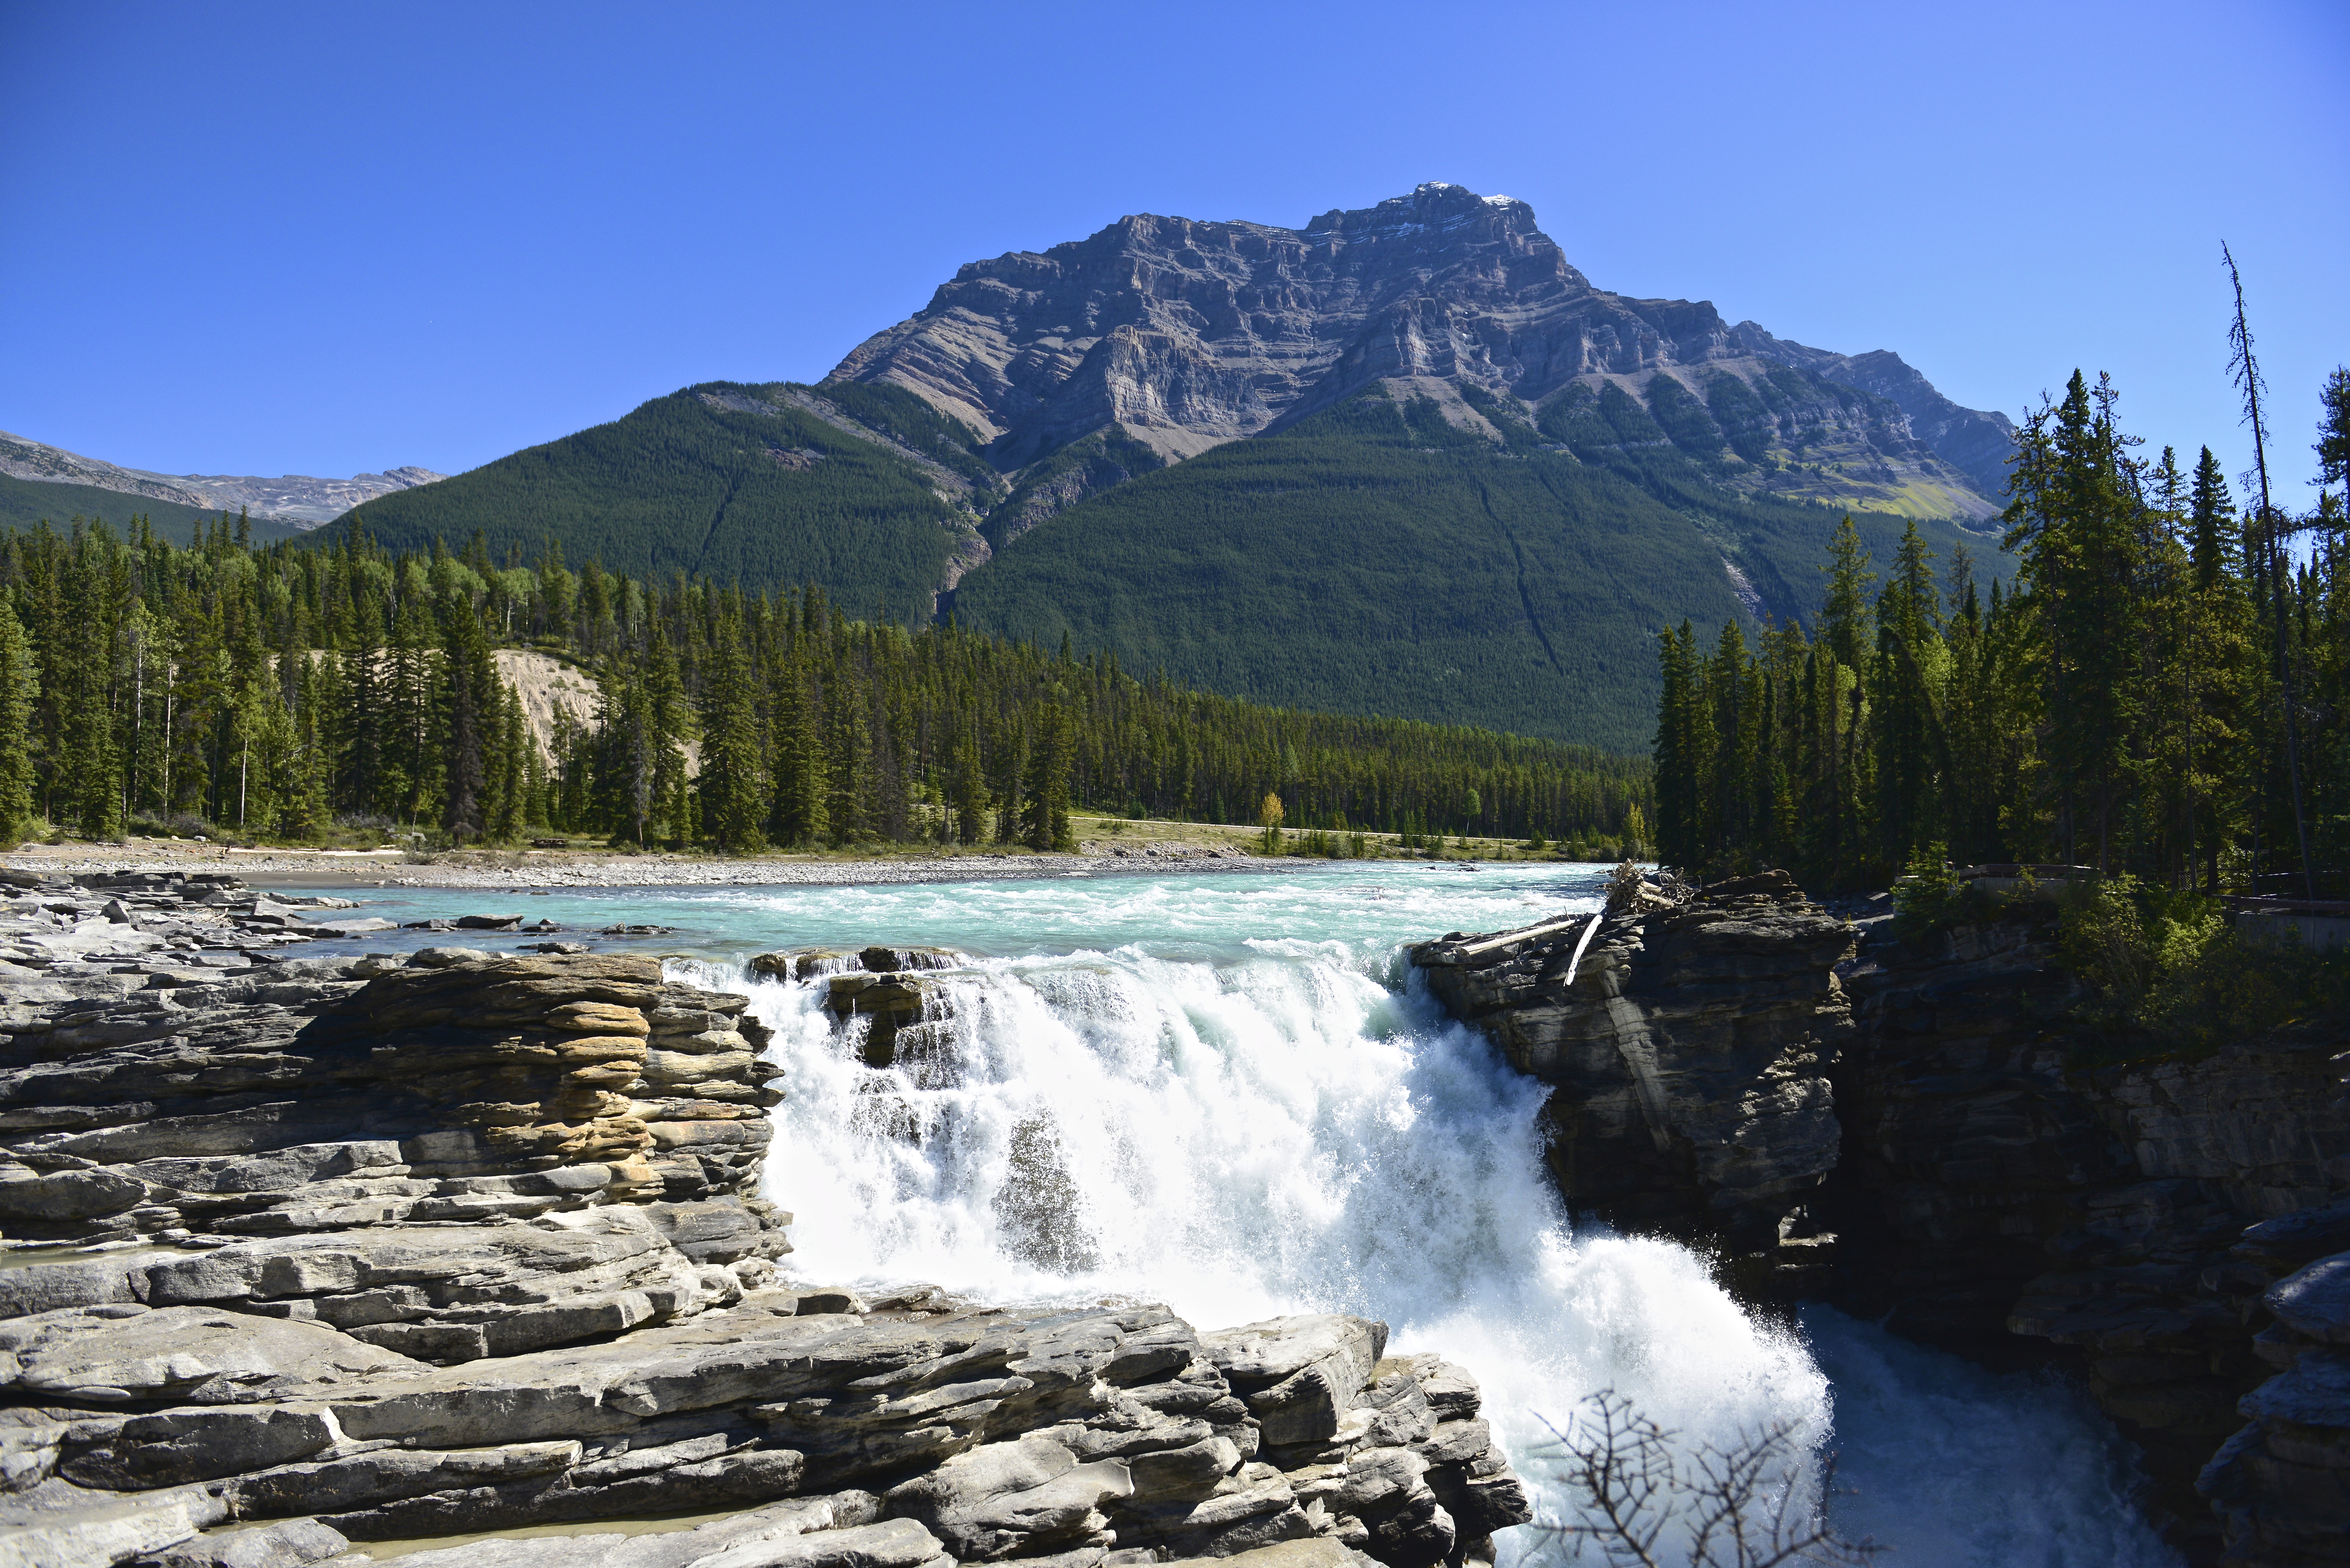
top-left (1890, 842), bottom-right (1965, 941)
top-left (952, 391), bottom-right (1993, 753)
top-left (2133, 924), bottom-right (2350, 1057)
top-left (1655, 362), bottom-right (2350, 901)
top-left (2056, 877), bottom-right (2227, 1013)
top-left (979, 427), bottom-right (1164, 554)
top-left (1703, 370), bottom-right (1777, 465)
top-left (2054, 876), bottom-right (2347, 1060)
top-left (0, 598), bottom-right (35, 838)
top-left (811, 378), bottom-right (997, 486)
top-left (332, 382), bottom-right (967, 626)
top-left (1642, 373), bottom-right (1728, 460)
top-left (1534, 384), bottom-right (1618, 453)
top-left (0, 514), bottom-right (1650, 854)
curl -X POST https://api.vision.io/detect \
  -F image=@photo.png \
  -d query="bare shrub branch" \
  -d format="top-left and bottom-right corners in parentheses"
top-left (1533, 1390), bottom-right (1884, 1568)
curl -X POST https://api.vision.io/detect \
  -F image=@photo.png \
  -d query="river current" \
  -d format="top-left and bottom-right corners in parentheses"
top-left (324, 862), bottom-right (2177, 1566)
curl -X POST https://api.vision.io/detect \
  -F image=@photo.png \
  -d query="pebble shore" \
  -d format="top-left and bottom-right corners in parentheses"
top-left (3, 841), bottom-right (1297, 891)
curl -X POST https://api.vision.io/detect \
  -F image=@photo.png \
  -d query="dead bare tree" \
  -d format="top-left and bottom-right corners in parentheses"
top-left (2223, 241), bottom-right (2316, 900)
top-left (1533, 1390), bottom-right (1884, 1568)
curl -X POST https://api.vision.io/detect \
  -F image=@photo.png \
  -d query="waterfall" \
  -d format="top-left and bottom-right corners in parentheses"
top-left (680, 912), bottom-right (2176, 1568)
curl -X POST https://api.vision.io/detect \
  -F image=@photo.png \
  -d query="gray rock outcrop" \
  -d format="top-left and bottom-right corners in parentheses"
top-left (1411, 868), bottom-right (1852, 1280)
top-left (0, 948), bottom-right (788, 1343)
top-left (0, 870), bottom-right (384, 979)
top-left (0, 1286), bottom-right (1525, 1567)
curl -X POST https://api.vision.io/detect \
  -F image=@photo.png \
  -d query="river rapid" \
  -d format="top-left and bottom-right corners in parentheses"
top-left (331, 862), bottom-right (2177, 1567)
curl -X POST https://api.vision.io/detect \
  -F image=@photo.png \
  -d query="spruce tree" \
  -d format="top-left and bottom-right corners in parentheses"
top-left (645, 622), bottom-right (693, 845)
top-left (441, 613), bottom-right (491, 843)
top-left (951, 725), bottom-right (987, 845)
top-left (698, 621), bottom-right (767, 852)
top-left (1023, 703), bottom-right (1074, 852)
top-left (2189, 447), bottom-right (2234, 593)
top-left (0, 593), bottom-right (37, 838)
top-left (1872, 521), bottom-right (1942, 873)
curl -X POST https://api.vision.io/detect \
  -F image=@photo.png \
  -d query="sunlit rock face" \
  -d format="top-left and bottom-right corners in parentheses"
top-left (829, 182), bottom-right (2013, 507)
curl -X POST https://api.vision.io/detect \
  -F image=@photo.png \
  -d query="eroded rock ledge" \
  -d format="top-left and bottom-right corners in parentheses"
top-left (1411, 868), bottom-right (1851, 1283)
top-left (0, 948), bottom-right (1530, 1568)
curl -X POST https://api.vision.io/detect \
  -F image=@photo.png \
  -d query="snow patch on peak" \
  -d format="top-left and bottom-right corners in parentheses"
top-left (1483, 194), bottom-right (1519, 207)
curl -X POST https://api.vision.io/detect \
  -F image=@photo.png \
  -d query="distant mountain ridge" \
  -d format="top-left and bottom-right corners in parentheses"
top-left (829, 181), bottom-right (2013, 521)
top-left (0, 430), bottom-right (444, 527)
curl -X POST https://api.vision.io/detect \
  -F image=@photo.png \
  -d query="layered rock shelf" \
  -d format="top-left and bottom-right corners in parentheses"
top-left (1414, 870), bottom-right (2350, 1565)
top-left (0, 942), bottom-right (1529, 1568)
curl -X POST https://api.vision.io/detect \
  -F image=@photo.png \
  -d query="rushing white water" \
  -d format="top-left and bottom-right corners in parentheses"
top-left (345, 863), bottom-right (2178, 1565)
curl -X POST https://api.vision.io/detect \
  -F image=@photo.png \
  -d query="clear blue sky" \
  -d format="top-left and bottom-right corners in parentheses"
top-left (4, 0), bottom-right (2343, 504)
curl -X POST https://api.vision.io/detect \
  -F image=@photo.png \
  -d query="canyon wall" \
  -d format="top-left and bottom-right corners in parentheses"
top-left (1414, 874), bottom-right (2350, 1566)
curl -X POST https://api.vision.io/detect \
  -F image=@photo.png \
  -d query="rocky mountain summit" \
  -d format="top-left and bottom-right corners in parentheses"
top-left (1415, 871), bottom-right (2350, 1566)
top-left (830, 182), bottom-right (2012, 516)
top-left (0, 432), bottom-right (443, 529)
top-left (0, 941), bottom-right (1528, 1567)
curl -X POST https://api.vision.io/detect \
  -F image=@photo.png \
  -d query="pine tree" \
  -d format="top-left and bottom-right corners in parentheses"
top-left (441, 614), bottom-right (490, 843)
top-left (824, 658), bottom-right (870, 847)
top-left (2189, 446), bottom-right (2234, 593)
top-left (1872, 521), bottom-right (1943, 872)
top-left (951, 724), bottom-right (988, 845)
top-left (645, 621), bottom-right (693, 845)
top-left (698, 619), bottom-right (767, 852)
top-left (1023, 703), bottom-right (1074, 852)
top-left (489, 684), bottom-right (526, 843)
top-left (0, 592), bottom-right (37, 837)
top-left (768, 664), bottom-right (826, 846)
top-left (996, 716), bottom-right (1027, 844)
top-left (1652, 622), bottom-right (1704, 867)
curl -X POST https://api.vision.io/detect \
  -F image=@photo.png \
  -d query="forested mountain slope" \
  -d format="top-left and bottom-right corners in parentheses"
top-left (339, 381), bottom-right (999, 622)
top-left (947, 388), bottom-right (2000, 751)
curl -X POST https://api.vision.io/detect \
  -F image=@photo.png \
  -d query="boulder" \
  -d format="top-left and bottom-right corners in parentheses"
top-left (2269, 1253), bottom-right (2350, 1345)
top-left (0, 1483), bottom-right (229, 1566)
top-left (0, 1166), bottom-right (147, 1222)
top-left (885, 1434), bottom-right (1133, 1559)
top-left (1204, 1316), bottom-right (1385, 1447)
top-left (61, 1405), bottom-right (340, 1489)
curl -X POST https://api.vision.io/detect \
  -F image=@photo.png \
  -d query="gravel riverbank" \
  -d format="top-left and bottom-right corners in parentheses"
top-left (1, 841), bottom-right (1303, 891)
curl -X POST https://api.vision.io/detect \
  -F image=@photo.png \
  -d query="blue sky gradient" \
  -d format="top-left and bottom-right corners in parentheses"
top-left (3, 0), bottom-right (2343, 503)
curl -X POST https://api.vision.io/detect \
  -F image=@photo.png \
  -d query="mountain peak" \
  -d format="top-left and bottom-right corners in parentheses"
top-left (827, 186), bottom-right (2013, 509)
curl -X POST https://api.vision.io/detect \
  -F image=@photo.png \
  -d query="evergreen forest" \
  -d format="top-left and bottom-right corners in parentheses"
top-left (948, 387), bottom-right (2002, 752)
top-left (337, 381), bottom-right (985, 625)
top-left (0, 512), bottom-right (1650, 856)
top-left (1651, 358), bottom-right (2350, 900)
